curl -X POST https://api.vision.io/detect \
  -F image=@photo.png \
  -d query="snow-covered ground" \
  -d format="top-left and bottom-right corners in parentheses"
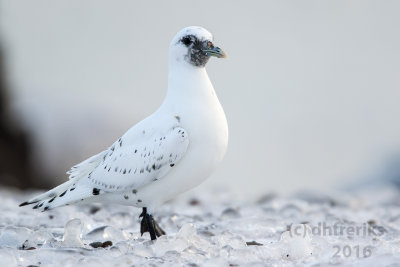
top-left (0, 185), bottom-right (399, 266)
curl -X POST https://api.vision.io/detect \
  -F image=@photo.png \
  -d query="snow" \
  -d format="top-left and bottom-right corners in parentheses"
top-left (0, 185), bottom-right (400, 266)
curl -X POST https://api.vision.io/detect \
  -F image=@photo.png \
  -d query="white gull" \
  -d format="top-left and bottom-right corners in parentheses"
top-left (20, 26), bottom-right (228, 240)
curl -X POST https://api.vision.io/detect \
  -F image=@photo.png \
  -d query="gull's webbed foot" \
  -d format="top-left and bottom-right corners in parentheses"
top-left (140, 207), bottom-right (166, 240)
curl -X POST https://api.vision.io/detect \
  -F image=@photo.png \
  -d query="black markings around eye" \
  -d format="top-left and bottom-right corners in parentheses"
top-left (181, 36), bottom-right (192, 46)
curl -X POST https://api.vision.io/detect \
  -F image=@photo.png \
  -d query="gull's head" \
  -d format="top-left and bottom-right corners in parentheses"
top-left (169, 26), bottom-right (226, 68)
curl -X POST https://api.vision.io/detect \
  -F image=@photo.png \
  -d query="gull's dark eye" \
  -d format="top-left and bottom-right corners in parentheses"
top-left (181, 36), bottom-right (192, 46)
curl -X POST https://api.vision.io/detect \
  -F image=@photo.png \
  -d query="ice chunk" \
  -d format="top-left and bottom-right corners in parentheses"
top-left (152, 224), bottom-right (199, 257)
top-left (212, 230), bottom-right (246, 250)
top-left (152, 234), bottom-right (188, 257)
top-left (177, 223), bottom-right (197, 239)
top-left (132, 242), bottom-right (154, 258)
top-left (85, 226), bottom-right (107, 241)
top-left (61, 218), bottom-right (84, 247)
top-left (22, 229), bottom-right (54, 250)
top-left (103, 226), bottom-right (130, 242)
top-left (0, 226), bottom-right (32, 248)
top-left (280, 224), bottom-right (313, 260)
top-left (85, 225), bottom-right (130, 242)
top-left (0, 249), bottom-right (18, 266)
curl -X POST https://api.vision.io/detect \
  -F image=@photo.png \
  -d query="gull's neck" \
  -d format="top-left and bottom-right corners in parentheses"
top-left (165, 59), bottom-right (215, 103)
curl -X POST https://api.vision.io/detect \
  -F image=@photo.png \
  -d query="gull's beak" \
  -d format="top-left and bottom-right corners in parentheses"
top-left (203, 46), bottom-right (227, 58)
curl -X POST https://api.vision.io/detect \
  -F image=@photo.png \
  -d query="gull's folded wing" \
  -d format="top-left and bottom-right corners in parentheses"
top-left (27, 126), bottom-right (189, 210)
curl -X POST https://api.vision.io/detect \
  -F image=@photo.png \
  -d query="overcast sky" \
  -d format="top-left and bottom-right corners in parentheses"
top-left (1, 0), bottom-right (399, 198)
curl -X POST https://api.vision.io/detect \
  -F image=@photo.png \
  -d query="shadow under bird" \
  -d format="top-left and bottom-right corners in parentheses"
top-left (20, 26), bottom-right (228, 240)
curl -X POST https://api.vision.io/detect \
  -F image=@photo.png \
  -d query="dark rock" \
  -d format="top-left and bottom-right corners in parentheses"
top-left (89, 240), bottom-right (113, 248)
top-left (89, 206), bottom-right (101, 214)
top-left (189, 198), bottom-right (200, 206)
top-left (102, 241), bottom-right (112, 248)
top-left (89, 241), bottom-right (103, 248)
top-left (221, 208), bottom-right (240, 219)
top-left (246, 240), bottom-right (263, 246)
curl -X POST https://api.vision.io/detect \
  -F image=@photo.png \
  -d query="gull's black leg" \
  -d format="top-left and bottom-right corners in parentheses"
top-left (139, 207), bottom-right (166, 240)
top-left (146, 213), bottom-right (157, 240)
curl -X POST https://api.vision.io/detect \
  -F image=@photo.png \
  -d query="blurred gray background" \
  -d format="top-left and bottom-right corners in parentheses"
top-left (0, 0), bottom-right (399, 197)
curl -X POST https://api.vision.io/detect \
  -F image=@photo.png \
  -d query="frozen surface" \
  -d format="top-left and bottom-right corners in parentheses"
top-left (0, 185), bottom-right (400, 266)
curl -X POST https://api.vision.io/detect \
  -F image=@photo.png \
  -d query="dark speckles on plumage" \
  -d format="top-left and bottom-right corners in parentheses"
top-left (124, 195), bottom-right (129, 200)
top-left (132, 189), bottom-right (137, 194)
top-left (152, 164), bottom-right (156, 170)
top-left (170, 163), bottom-right (175, 167)
top-left (44, 206), bottom-right (49, 211)
top-left (108, 167), bottom-right (111, 172)
top-left (134, 149), bottom-right (137, 153)
top-left (145, 165), bottom-right (151, 173)
top-left (128, 169), bottom-right (131, 173)
top-left (70, 188), bottom-right (75, 191)
top-left (134, 168), bottom-right (137, 174)
top-left (115, 167), bottom-right (118, 172)
top-left (59, 190), bottom-right (67, 197)
top-left (138, 199), bottom-right (142, 203)
top-left (48, 196), bottom-right (56, 203)
top-left (92, 188), bottom-right (100, 195)
top-left (123, 169), bottom-right (126, 174)
top-left (174, 115), bottom-right (181, 122)
top-left (140, 168), bottom-right (144, 174)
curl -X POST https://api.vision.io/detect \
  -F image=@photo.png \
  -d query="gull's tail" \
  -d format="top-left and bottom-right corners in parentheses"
top-left (19, 179), bottom-right (95, 211)
top-left (19, 150), bottom-right (108, 211)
